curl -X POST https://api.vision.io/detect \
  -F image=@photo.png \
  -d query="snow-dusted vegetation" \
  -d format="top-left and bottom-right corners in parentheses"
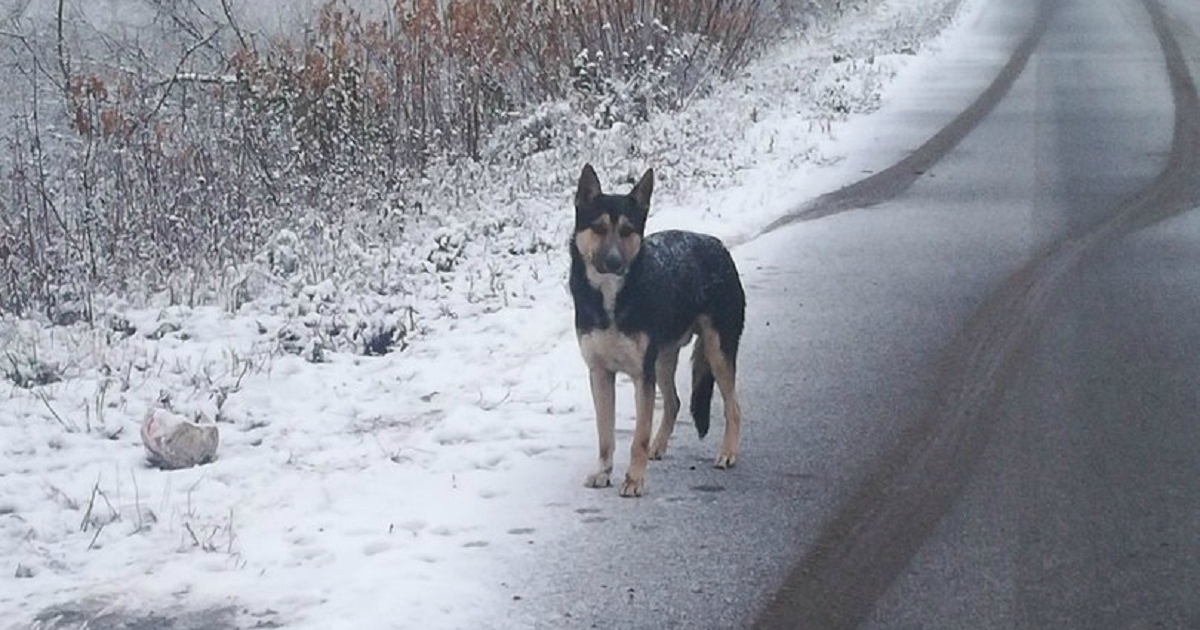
top-left (1, 0), bottom-right (966, 627)
top-left (1, 0), bottom-right (774, 319)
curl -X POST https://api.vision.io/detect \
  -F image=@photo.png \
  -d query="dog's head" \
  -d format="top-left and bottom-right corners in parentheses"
top-left (572, 164), bottom-right (654, 276)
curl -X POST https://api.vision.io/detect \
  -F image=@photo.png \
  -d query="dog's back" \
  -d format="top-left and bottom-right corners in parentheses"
top-left (617, 230), bottom-right (745, 357)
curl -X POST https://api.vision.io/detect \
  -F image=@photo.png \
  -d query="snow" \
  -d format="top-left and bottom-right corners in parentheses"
top-left (1, 0), bottom-right (989, 628)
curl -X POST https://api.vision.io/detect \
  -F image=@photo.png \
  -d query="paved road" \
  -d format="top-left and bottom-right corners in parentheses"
top-left (755, 0), bottom-right (1200, 627)
top-left (523, 0), bottom-right (1200, 628)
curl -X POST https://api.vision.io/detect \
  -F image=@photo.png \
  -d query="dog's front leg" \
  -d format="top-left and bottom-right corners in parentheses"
top-left (621, 375), bottom-right (656, 497)
top-left (585, 367), bottom-right (616, 488)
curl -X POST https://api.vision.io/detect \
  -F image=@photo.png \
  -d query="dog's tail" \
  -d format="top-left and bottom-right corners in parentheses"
top-left (690, 336), bottom-right (715, 439)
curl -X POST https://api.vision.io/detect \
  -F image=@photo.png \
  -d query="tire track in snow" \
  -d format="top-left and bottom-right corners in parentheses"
top-left (753, 0), bottom-right (1200, 628)
top-left (761, 0), bottom-right (1062, 233)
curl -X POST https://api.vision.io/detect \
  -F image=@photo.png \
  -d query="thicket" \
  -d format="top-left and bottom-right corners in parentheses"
top-left (0, 0), bottom-right (839, 321)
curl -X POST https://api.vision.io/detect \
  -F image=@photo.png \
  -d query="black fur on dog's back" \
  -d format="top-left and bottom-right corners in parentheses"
top-left (600, 230), bottom-right (745, 437)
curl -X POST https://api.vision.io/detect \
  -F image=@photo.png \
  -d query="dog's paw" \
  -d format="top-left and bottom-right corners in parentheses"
top-left (619, 472), bottom-right (645, 498)
top-left (584, 470), bottom-right (612, 488)
top-left (714, 452), bottom-right (737, 469)
top-left (648, 439), bottom-right (669, 460)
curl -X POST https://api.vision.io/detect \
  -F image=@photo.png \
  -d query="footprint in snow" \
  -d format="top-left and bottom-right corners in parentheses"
top-left (474, 453), bottom-right (508, 470)
top-left (518, 443), bottom-right (551, 457)
top-left (392, 520), bottom-right (426, 536)
top-left (574, 507), bottom-right (607, 524)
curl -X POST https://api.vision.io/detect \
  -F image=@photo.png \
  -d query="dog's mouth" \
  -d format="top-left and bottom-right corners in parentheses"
top-left (593, 261), bottom-right (627, 276)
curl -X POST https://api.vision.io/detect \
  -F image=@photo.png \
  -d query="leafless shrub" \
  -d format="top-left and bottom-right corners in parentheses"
top-left (0, 0), bottom-right (828, 319)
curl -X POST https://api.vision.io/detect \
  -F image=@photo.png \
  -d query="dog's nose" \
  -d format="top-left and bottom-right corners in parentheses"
top-left (602, 250), bottom-right (625, 274)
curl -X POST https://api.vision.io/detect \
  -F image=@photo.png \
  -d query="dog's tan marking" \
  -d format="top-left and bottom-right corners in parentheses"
top-left (584, 267), bottom-right (624, 314)
top-left (614, 216), bottom-right (642, 265)
top-left (649, 330), bottom-right (693, 459)
top-left (648, 348), bottom-right (680, 460)
top-left (579, 327), bottom-right (657, 497)
top-left (574, 214), bottom-right (643, 296)
top-left (698, 316), bottom-right (742, 469)
top-left (620, 375), bottom-right (656, 497)
top-left (692, 333), bottom-right (713, 401)
top-left (579, 327), bottom-right (692, 496)
top-left (573, 216), bottom-right (608, 266)
top-left (585, 367), bottom-right (616, 488)
top-left (575, 215), bottom-right (640, 315)
top-left (579, 328), bottom-right (649, 492)
top-left (578, 328), bottom-right (648, 376)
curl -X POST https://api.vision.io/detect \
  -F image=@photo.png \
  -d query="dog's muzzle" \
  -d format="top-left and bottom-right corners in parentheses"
top-left (597, 249), bottom-right (626, 275)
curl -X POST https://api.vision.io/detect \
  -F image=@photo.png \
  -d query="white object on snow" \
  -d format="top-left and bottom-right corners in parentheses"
top-left (140, 408), bottom-right (219, 469)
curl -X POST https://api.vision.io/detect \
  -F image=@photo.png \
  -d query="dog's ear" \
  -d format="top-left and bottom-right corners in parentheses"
top-left (575, 164), bottom-right (603, 210)
top-left (629, 168), bottom-right (654, 220)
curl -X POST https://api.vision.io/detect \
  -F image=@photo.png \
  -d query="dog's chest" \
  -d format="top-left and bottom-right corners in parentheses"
top-left (578, 327), bottom-right (648, 376)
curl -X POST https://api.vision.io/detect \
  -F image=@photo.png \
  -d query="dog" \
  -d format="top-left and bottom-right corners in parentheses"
top-left (569, 163), bottom-right (746, 497)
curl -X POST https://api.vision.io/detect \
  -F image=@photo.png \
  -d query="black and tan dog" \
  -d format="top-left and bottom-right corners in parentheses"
top-left (569, 164), bottom-right (746, 497)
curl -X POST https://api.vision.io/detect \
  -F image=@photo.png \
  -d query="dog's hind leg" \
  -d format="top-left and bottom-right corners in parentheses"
top-left (620, 375), bottom-right (656, 497)
top-left (700, 322), bottom-right (742, 470)
top-left (585, 368), bottom-right (616, 488)
top-left (649, 346), bottom-right (682, 460)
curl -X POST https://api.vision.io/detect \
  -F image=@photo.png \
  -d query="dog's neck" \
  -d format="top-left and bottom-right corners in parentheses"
top-left (585, 266), bottom-right (624, 317)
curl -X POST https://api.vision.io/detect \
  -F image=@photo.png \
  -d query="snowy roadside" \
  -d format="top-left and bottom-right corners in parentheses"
top-left (3, 1), bottom-right (974, 628)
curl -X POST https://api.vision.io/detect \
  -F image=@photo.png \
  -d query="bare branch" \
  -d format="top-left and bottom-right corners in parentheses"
top-left (0, 27), bottom-right (67, 93)
top-left (220, 0), bottom-right (251, 53)
top-left (55, 0), bottom-right (70, 104)
top-left (130, 27), bottom-right (221, 135)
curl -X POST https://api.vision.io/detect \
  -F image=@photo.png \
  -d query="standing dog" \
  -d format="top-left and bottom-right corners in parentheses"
top-left (569, 164), bottom-right (746, 497)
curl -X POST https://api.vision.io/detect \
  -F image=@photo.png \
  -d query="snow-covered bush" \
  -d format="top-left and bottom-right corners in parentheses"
top-left (3, 352), bottom-right (62, 389)
top-left (0, 0), bottom-right (795, 320)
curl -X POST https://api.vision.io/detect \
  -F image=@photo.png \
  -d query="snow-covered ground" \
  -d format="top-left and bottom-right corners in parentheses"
top-left (2, 1), bottom-right (987, 627)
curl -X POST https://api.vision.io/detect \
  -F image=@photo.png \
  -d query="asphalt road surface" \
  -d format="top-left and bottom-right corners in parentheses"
top-left (525, 0), bottom-right (1200, 628)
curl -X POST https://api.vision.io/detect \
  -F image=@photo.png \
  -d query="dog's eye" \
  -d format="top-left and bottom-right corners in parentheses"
top-left (591, 223), bottom-right (609, 235)
top-left (618, 225), bottom-right (635, 238)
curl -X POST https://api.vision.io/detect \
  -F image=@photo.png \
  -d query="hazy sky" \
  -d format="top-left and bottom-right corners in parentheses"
top-left (8, 0), bottom-right (377, 36)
